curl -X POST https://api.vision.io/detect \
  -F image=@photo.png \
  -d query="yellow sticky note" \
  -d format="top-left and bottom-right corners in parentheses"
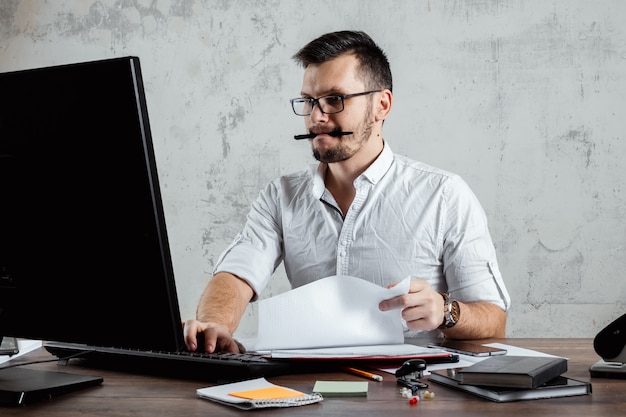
top-left (229, 386), bottom-right (306, 400)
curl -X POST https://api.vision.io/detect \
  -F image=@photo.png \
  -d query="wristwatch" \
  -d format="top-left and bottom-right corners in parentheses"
top-left (438, 292), bottom-right (460, 329)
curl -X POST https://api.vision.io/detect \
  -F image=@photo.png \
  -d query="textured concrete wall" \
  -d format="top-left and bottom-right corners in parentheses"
top-left (1, 1), bottom-right (624, 337)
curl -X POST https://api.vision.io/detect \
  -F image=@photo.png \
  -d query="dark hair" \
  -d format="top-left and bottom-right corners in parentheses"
top-left (293, 30), bottom-right (393, 92)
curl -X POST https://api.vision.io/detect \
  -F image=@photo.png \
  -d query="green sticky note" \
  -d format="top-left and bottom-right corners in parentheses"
top-left (312, 380), bottom-right (369, 397)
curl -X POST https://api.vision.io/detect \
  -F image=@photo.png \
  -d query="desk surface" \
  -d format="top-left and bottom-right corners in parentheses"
top-left (0, 338), bottom-right (623, 416)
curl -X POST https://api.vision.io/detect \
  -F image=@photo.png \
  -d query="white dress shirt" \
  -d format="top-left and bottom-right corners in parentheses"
top-left (214, 142), bottom-right (511, 314)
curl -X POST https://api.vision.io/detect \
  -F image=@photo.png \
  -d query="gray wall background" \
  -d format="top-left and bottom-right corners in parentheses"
top-left (2, 1), bottom-right (624, 338)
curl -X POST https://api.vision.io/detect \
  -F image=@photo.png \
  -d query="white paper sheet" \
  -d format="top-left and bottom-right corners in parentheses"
top-left (0, 339), bottom-right (42, 365)
top-left (251, 275), bottom-right (410, 351)
top-left (376, 343), bottom-right (562, 375)
top-left (484, 343), bottom-right (563, 358)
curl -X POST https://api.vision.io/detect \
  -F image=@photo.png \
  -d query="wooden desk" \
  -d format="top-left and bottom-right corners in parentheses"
top-left (1, 339), bottom-right (623, 416)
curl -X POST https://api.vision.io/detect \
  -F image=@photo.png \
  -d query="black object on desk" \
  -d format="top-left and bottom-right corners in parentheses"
top-left (0, 367), bottom-right (103, 406)
top-left (396, 359), bottom-right (428, 392)
top-left (0, 338), bottom-right (19, 356)
top-left (590, 313), bottom-right (626, 379)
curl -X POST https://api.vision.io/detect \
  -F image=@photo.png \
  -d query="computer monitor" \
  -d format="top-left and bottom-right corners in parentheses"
top-left (0, 57), bottom-right (184, 403)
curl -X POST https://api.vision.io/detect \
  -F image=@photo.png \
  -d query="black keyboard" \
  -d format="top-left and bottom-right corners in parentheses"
top-left (44, 342), bottom-right (312, 382)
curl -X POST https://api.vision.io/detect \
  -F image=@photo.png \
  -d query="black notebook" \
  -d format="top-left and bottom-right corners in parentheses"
top-left (0, 367), bottom-right (103, 406)
top-left (458, 355), bottom-right (567, 389)
top-left (429, 370), bottom-right (591, 402)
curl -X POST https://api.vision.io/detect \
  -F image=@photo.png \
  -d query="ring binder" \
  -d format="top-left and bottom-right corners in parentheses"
top-left (241, 394), bottom-right (324, 409)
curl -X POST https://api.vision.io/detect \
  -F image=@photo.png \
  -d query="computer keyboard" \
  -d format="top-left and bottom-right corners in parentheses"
top-left (44, 342), bottom-right (311, 382)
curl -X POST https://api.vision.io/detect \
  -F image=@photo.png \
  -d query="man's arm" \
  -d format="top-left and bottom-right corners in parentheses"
top-left (442, 300), bottom-right (506, 339)
top-left (379, 279), bottom-right (506, 339)
top-left (184, 272), bottom-right (254, 353)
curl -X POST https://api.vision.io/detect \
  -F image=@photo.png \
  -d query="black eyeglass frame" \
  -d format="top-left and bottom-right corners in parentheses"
top-left (289, 90), bottom-right (381, 116)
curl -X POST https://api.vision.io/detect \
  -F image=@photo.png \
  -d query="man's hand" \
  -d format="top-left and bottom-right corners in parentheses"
top-left (183, 319), bottom-right (245, 353)
top-left (379, 278), bottom-right (507, 339)
top-left (378, 279), bottom-right (444, 331)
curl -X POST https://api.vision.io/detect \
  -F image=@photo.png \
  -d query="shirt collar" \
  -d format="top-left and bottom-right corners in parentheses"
top-left (358, 140), bottom-right (393, 185)
top-left (312, 141), bottom-right (393, 197)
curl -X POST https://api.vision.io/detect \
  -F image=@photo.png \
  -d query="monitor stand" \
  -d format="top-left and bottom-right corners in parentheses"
top-left (0, 366), bottom-right (103, 406)
top-left (589, 359), bottom-right (626, 379)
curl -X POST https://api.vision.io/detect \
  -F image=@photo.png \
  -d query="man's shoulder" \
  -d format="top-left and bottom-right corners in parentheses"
top-left (392, 153), bottom-right (459, 181)
top-left (389, 153), bottom-right (478, 200)
top-left (266, 164), bottom-right (317, 194)
top-left (274, 164), bottom-right (316, 183)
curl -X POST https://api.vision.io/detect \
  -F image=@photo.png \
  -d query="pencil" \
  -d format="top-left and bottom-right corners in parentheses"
top-left (344, 367), bottom-right (383, 381)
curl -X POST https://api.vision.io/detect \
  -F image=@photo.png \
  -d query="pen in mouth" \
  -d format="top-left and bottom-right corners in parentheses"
top-left (293, 131), bottom-right (353, 140)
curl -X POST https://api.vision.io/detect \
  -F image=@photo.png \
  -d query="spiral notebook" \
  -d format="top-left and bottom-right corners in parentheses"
top-left (196, 377), bottom-right (323, 410)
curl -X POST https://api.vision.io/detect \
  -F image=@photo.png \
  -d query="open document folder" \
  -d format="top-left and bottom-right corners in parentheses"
top-left (242, 275), bottom-right (450, 361)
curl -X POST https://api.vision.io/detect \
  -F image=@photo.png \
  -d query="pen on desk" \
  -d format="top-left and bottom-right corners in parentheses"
top-left (344, 367), bottom-right (383, 381)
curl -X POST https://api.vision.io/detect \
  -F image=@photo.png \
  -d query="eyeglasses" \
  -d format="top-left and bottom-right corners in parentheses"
top-left (290, 90), bottom-right (381, 116)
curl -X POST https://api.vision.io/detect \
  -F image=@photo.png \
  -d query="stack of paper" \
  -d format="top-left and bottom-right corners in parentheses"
top-left (250, 275), bottom-right (411, 352)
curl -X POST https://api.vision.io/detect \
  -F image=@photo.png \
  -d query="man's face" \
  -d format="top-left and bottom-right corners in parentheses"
top-left (300, 54), bottom-right (375, 163)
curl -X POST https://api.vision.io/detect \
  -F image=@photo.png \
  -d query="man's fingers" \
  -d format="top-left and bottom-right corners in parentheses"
top-left (183, 320), bottom-right (202, 351)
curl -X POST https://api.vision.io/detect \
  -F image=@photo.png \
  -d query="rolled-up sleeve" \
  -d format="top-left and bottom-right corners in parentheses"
top-left (440, 176), bottom-right (511, 311)
top-left (213, 181), bottom-right (284, 300)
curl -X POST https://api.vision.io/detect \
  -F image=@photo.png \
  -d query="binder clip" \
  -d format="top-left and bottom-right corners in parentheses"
top-left (395, 358), bottom-right (428, 393)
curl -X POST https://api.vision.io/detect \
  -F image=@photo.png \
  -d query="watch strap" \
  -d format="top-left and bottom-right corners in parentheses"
top-left (438, 292), bottom-right (459, 329)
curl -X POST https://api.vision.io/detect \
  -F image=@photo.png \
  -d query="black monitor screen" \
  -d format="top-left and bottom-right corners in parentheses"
top-left (0, 57), bottom-right (184, 353)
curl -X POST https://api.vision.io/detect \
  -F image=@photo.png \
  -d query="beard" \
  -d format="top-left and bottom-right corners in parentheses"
top-left (311, 107), bottom-right (374, 163)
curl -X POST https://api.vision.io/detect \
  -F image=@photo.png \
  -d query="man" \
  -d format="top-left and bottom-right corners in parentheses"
top-left (184, 30), bottom-right (510, 353)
